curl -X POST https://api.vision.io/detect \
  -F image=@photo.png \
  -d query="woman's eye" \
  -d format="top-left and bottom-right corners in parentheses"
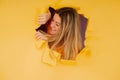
top-left (56, 24), bottom-right (59, 27)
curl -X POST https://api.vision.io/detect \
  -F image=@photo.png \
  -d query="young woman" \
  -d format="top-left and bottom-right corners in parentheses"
top-left (35, 7), bottom-right (83, 61)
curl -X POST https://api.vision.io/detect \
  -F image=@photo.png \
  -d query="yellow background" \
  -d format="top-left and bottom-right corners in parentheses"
top-left (0, 0), bottom-right (120, 80)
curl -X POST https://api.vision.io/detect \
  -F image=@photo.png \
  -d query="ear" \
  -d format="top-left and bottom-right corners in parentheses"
top-left (49, 7), bottom-right (56, 18)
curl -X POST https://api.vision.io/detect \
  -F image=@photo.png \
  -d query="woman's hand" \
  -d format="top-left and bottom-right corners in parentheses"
top-left (35, 31), bottom-right (47, 41)
top-left (38, 12), bottom-right (51, 25)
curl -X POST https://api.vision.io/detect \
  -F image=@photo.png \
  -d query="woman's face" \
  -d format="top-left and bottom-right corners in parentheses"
top-left (48, 13), bottom-right (61, 35)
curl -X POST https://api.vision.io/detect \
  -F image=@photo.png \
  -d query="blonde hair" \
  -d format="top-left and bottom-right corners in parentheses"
top-left (48, 7), bottom-right (83, 60)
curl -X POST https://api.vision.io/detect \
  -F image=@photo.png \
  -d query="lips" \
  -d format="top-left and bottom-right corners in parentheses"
top-left (50, 29), bottom-right (56, 34)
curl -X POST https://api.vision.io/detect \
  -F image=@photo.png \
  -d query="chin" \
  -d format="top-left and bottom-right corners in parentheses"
top-left (49, 31), bottom-right (56, 35)
top-left (50, 33), bottom-right (55, 35)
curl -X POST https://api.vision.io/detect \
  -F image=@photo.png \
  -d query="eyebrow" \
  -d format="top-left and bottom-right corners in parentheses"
top-left (53, 18), bottom-right (61, 25)
top-left (55, 21), bottom-right (60, 25)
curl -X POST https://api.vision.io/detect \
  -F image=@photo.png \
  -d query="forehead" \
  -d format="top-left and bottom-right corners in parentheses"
top-left (53, 13), bottom-right (61, 24)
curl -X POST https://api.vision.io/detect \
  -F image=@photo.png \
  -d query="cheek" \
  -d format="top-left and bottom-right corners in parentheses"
top-left (50, 22), bottom-right (53, 28)
top-left (55, 26), bottom-right (60, 32)
top-left (56, 27), bottom-right (60, 31)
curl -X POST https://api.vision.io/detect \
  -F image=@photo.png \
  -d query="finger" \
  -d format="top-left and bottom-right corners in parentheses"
top-left (35, 31), bottom-right (40, 36)
top-left (35, 34), bottom-right (47, 41)
top-left (38, 21), bottom-right (46, 24)
top-left (35, 32), bottom-right (44, 40)
top-left (38, 20), bottom-right (46, 24)
top-left (35, 32), bottom-right (41, 38)
top-left (35, 34), bottom-right (41, 41)
top-left (36, 36), bottom-right (41, 41)
top-left (35, 31), bottom-right (47, 40)
top-left (38, 14), bottom-right (47, 19)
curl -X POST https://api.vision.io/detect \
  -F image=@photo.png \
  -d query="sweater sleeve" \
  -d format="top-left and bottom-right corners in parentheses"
top-left (41, 47), bottom-right (61, 66)
top-left (34, 39), bottom-right (47, 49)
top-left (34, 38), bottom-right (61, 66)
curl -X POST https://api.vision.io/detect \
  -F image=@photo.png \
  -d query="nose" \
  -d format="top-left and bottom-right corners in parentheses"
top-left (50, 21), bottom-right (55, 29)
